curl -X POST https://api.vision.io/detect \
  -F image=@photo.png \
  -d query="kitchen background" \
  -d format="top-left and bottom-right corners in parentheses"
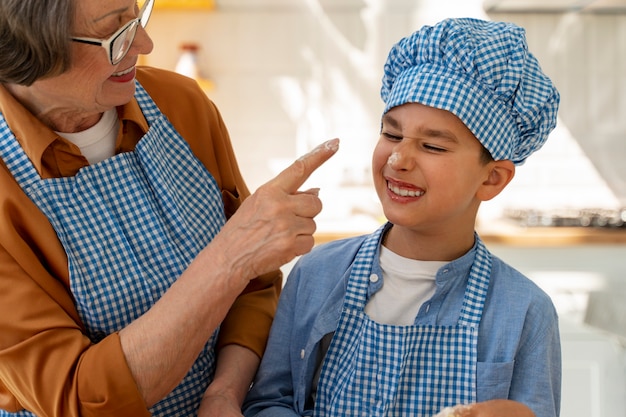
top-left (142, 0), bottom-right (625, 415)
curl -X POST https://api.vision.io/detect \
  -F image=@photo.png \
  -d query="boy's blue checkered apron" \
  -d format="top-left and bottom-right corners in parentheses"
top-left (0, 82), bottom-right (226, 417)
top-left (313, 224), bottom-right (491, 417)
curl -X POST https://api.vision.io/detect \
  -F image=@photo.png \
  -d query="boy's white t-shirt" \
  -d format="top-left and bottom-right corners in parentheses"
top-left (57, 108), bottom-right (118, 165)
top-left (364, 245), bottom-right (445, 325)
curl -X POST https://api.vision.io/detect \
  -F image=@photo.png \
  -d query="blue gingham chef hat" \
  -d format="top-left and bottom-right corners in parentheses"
top-left (381, 18), bottom-right (560, 165)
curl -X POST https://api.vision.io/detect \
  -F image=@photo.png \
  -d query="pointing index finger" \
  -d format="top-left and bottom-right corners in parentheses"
top-left (271, 138), bottom-right (340, 194)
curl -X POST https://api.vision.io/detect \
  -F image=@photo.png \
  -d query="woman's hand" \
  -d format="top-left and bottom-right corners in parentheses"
top-left (211, 138), bottom-right (340, 283)
top-left (434, 400), bottom-right (536, 417)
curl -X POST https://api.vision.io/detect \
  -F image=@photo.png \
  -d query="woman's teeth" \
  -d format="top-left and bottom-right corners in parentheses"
top-left (388, 182), bottom-right (424, 197)
top-left (113, 66), bottom-right (134, 77)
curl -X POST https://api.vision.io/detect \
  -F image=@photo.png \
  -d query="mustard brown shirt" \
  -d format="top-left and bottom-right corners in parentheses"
top-left (0, 67), bottom-right (281, 417)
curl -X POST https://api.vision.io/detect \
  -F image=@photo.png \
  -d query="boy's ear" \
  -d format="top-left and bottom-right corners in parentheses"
top-left (477, 160), bottom-right (515, 201)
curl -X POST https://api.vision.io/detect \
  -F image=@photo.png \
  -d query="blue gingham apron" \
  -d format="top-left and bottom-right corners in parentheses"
top-left (0, 82), bottom-right (226, 417)
top-left (313, 224), bottom-right (491, 417)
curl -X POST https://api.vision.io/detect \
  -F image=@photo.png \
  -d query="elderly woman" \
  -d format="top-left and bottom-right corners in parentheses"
top-left (0, 0), bottom-right (338, 416)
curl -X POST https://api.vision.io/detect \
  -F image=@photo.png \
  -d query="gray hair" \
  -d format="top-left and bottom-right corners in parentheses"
top-left (0, 0), bottom-right (74, 86)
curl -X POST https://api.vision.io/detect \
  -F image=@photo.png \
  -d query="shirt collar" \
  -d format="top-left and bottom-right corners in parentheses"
top-left (0, 84), bottom-right (60, 173)
top-left (0, 84), bottom-right (148, 174)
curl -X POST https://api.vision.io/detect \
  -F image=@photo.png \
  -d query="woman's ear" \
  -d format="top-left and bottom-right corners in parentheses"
top-left (477, 160), bottom-right (515, 201)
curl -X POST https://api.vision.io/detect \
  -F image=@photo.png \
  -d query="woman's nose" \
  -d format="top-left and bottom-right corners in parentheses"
top-left (132, 25), bottom-right (154, 57)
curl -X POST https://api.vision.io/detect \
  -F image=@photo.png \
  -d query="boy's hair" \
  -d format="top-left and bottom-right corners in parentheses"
top-left (479, 145), bottom-right (494, 166)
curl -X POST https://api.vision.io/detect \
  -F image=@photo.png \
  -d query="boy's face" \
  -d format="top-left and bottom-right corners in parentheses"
top-left (372, 102), bottom-right (495, 236)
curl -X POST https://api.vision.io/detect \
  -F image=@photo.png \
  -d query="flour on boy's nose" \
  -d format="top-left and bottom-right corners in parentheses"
top-left (387, 152), bottom-right (400, 166)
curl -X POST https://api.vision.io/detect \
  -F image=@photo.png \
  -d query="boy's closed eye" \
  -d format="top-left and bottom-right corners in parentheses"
top-left (422, 143), bottom-right (447, 152)
top-left (381, 131), bottom-right (403, 141)
top-left (382, 131), bottom-right (448, 153)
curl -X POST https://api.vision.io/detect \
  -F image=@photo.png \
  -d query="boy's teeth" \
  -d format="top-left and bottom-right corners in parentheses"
top-left (388, 183), bottom-right (424, 197)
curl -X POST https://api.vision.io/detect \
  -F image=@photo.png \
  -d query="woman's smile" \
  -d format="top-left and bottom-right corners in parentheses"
top-left (110, 65), bottom-right (136, 83)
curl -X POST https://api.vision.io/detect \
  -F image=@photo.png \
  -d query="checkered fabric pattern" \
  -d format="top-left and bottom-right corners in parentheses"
top-left (0, 410), bottom-right (33, 417)
top-left (314, 225), bottom-right (492, 416)
top-left (0, 117), bottom-right (40, 189)
top-left (28, 84), bottom-right (226, 342)
top-left (0, 406), bottom-right (34, 417)
top-left (0, 83), bottom-right (225, 416)
top-left (381, 18), bottom-right (560, 165)
top-left (459, 237), bottom-right (491, 327)
top-left (313, 226), bottom-right (384, 416)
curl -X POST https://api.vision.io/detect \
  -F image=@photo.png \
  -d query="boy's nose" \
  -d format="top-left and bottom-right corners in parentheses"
top-left (387, 152), bottom-right (400, 167)
top-left (387, 147), bottom-right (415, 171)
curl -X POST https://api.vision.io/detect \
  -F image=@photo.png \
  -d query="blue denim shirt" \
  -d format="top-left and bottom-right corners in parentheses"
top-left (243, 232), bottom-right (561, 417)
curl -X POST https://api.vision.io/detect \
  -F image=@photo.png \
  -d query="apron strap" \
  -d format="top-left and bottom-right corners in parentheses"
top-left (458, 235), bottom-right (491, 327)
top-left (0, 82), bottom-right (157, 190)
top-left (342, 224), bottom-right (386, 310)
top-left (133, 81), bottom-right (162, 125)
top-left (0, 113), bottom-right (41, 189)
top-left (342, 223), bottom-right (491, 328)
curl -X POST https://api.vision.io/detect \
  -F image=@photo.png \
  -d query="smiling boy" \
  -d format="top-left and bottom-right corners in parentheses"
top-left (243, 17), bottom-right (561, 417)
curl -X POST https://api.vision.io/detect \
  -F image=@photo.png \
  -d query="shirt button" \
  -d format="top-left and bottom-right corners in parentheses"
top-left (369, 274), bottom-right (379, 283)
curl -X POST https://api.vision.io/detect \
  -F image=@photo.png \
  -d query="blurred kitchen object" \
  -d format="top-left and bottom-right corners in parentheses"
top-left (175, 42), bottom-right (214, 91)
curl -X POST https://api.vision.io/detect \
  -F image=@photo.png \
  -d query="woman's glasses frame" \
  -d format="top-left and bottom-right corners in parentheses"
top-left (71, 0), bottom-right (154, 65)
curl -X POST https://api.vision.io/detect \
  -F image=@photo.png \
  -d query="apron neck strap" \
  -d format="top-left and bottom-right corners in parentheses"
top-left (0, 82), bottom-right (156, 189)
top-left (0, 112), bottom-right (41, 188)
top-left (343, 224), bottom-right (387, 309)
top-left (458, 234), bottom-right (491, 327)
top-left (133, 81), bottom-right (160, 125)
top-left (344, 224), bottom-right (491, 327)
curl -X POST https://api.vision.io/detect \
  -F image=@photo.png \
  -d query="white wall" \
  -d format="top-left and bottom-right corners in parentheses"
top-left (485, 12), bottom-right (626, 211)
top-left (144, 0), bottom-right (496, 232)
top-left (144, 1), bottom-right (625, 234)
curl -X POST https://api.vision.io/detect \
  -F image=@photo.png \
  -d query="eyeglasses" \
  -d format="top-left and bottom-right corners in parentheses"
top-left (71, 0), bottom-right (155, 65)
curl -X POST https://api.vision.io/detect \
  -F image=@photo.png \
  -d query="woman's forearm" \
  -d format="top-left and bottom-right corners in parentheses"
top-left (205, 344), bottom-right (260, 406)
top-left (119, 241), bottom-right (249, 406)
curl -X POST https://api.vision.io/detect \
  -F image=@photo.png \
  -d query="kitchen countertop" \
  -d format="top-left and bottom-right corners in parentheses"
top-left (314, 223), bottom-right (626, 247)
top-left (476, 226), bottom-right (626, 246)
